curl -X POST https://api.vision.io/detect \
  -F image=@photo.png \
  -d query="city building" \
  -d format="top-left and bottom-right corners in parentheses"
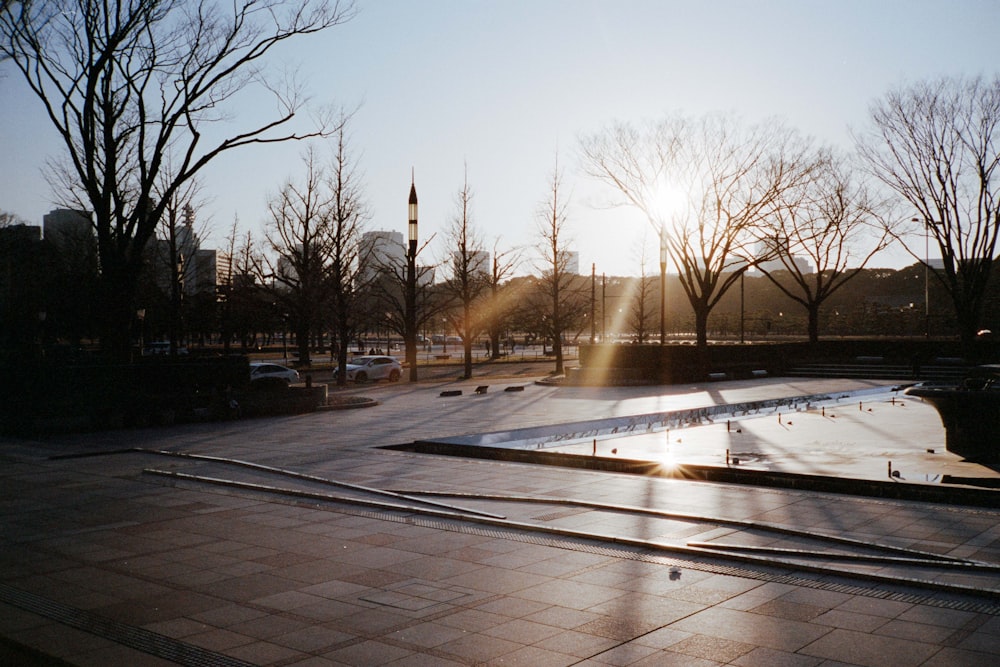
top-left (451, 249), bottom-right (490, 278)
top-left (359, 230), bottom-right (404, 283)
top-left (149, 204), bottom-right (220, 297)
top-left (42, 208), bottom-right (93, 250)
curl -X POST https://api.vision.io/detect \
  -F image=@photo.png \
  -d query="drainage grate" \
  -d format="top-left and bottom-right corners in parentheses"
top-left (0, 583), bottom-right (256, 667)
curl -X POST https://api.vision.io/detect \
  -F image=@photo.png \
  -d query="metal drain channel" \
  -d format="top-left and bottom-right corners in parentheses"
top-left (0, 583), bottom-right (255, 667)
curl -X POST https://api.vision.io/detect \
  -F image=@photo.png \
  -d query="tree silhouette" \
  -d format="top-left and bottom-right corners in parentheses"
top-left (0, 0), bottom-right (355, 356)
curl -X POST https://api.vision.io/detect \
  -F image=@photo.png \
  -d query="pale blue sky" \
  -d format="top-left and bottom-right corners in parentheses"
top-left (2, 0), bottom-right (998, 276)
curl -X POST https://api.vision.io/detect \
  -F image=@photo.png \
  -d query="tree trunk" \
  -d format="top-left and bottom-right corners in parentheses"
top-left (97, 262), bottom-right (140, 361)
top-left (694, 306), bottom-right (709, 349)
top-left (553, 333), bottom-right (564, 375)
top-left (296, 323), bottom-right (311, 366)
top-left (463, 339), bottom-right (473, 380)
top-left (807, 304), bottom-right (820, 344)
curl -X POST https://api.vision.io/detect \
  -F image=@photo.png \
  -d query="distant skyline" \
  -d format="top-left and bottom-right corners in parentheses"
top-left (2, 0), bottom-right (998, 276)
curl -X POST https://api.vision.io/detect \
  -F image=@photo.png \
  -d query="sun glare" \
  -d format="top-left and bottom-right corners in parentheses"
top-left (649, 182), bottom-right (687, 227)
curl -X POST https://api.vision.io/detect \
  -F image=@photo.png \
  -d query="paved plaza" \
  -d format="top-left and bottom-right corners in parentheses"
top-left (2, 370), bottom-right (999, 666)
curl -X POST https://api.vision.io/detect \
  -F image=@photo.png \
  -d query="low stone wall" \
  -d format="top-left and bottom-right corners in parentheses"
top-left (573, 340), bottom-right (1000, 386)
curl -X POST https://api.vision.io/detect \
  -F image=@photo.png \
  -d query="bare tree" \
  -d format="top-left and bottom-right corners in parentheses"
top-left (484, 239), bottom-right (521, 359)
top-left (856, 75), bottom-right (1000, 348)
top-left (533, 155), bottom-right (584, 375)
top-left (326, 114), bottom-right (369, 385)
top-left (758, 151), bottom-right (893, 343)
top-left (627, 238), bottom-right (656, 343)
top-left (0, 0), bottom-right (356, 355)
top-left (582, 112), bottom-right (811, 348)
top-left (365, 229), bottom-right (439, 380)
top-left (264, 147), bottom-right (337, 366)
top-left (0, 211), bottom-right (29, 227)
top-left (152, 173), bottom-right (211, 355)
top-left (220, 221), bottom-right (272, 352)
top-left (441, 168), bottom-right (489, 379)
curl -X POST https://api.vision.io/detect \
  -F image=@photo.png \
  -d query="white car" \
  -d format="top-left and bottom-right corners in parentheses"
top-left (250, 362), bottom-right (300, 385)
top-left (335, 355), bottom-right (402, 383)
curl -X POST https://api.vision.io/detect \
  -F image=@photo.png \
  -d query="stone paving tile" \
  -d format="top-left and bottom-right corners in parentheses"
top-left (387, 620), bottom-right (469, 649)
top-left (799, 627), bottom-right (940, 666)
top-left (434, 631), bottom-right (522, 663)
top-left (531, 627), bottom-right (620, 658)
top-left (749, 598), bottom-right (828, 622)
top-left (226, 639), bottom-right (307, 664)
top-left (630, 652), bottom-right (724, 667)
top-left (514, 578), bottom-right (626, 610)
top-left (480, 616), bottom-right (565, 644)
top-left (832, 593), bottom-right (913, 619)
top-left (669, 607), bottom-right (832, 653)
top-left (591, 641), bottom-right (663, 665)
top-left (810, 608), bottom-right (889, 633)
top-left (441, 566), bottom-right (551, 595)
top-left (271, 624), bottom-right (356, 653)
top-left (384, 653), bottom-right (466, 667)
top-left (8, 621), bottom-right (114, 658)
top-left (957, 628), bottom-right (1000, 654)
top-left (481, 644), bottom-right (580, 666)
top-left (874, 617), bottom-right (958, 644)
top-left (184, 627), bottom-right (256, 651)
top-left (521, 605), bottom-right (604, 630)
top-left (920, 646), bottom-right (1000, 666)
top-left (667, 633), bottom-right (757, 662)
top-left (731, 646), bottom-right (823, 666)
top-left (70, 643), bottom-right (182, 667)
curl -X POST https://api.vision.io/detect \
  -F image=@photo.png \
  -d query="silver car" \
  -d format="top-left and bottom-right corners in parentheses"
top-left (250, 362), bottom-right (300, 385)
top-left (335, 355), bottom-right (402, 383)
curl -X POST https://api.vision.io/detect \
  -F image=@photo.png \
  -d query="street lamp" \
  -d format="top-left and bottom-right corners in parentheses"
top-left (659, 227), bottom-right (668, 345)
top-left (406, 175), bottom-right (419, 381)
top-left (135, 308), bottom-right (145, 355)
top-left (911, 218), bottom-right (931, 339)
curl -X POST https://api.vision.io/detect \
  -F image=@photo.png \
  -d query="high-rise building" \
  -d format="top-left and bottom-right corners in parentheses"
top-left (359, 230), bottom-right (405, 282)
top-left (451, 250), bottom-right (490, 278)
top-left (150, 204), bottom-right (218, 296)
top-left (43, 208), bottom-right (92, 249)
top-left (42, 208), bottom-right (97, 275)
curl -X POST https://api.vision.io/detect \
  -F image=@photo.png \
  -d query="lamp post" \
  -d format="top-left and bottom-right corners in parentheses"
top-left (739, 271), bottom-right (745, 344)
top-left (135, 308), bottom-right (145, 356)
top-left (911, 218), bottom-right (930, 339)
top-left (659, 227), bottom-right (668, 345)
top-left (406, 176), bottom-right (419, 381)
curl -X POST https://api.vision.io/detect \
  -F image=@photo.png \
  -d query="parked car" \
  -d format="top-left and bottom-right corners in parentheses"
top-left (142, 341), bottom-right (188, 356)
top-left (250, 362), bottom-right (300, 385)
top-left (334, 355), bottom-right (402, 383)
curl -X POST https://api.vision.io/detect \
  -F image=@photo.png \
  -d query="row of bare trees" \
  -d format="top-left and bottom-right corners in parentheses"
top-left (1, 0), bottom-right (357, 357)
top-left (2, 2), bottom-right (997, 360)
top-left (581, 75), bottom-right (999, 350)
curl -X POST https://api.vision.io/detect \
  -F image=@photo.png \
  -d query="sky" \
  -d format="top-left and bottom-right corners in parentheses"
top-left (2, 0), bottom-right (999, 277)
